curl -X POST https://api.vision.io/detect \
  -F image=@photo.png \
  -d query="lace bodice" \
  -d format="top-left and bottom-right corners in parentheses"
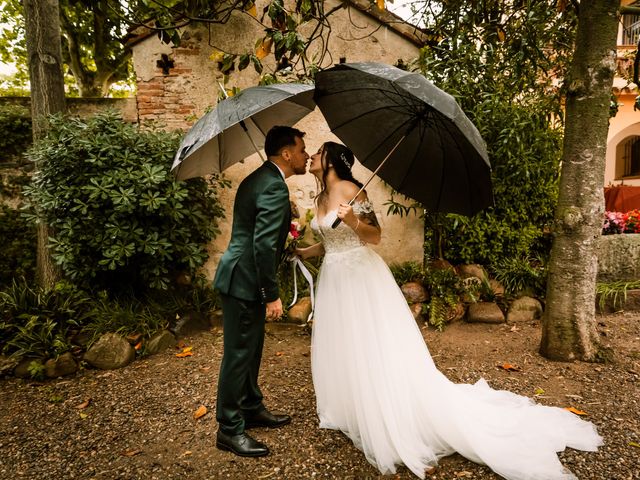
top-left (310, 200), bottom-right (374, 255)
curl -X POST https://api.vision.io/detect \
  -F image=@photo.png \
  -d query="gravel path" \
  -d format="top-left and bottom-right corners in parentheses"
top-left (1, 312), bottom-right (639, 479)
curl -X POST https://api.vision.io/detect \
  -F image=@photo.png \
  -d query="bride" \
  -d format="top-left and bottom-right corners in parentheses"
top-left (295, 141), bottom-right (603, 479)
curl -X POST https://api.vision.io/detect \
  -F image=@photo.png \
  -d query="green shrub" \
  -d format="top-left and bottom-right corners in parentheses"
top-left (23, 111), bottom-right (227, 292)
top-left (491, 256), bottom-right (547, 298)
top-left (0, 104), bottom-right (31, 163)
top-left (0, 203), bottom-right (36, 287)
top-left (0, 279), bottom-right (93, 359)
top-left (389, 261), bottom-right (424, 285)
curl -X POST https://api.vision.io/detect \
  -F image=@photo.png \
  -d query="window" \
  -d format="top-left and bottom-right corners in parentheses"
top-left (622, 8), bottom-right (640, 45)
top-left (620, 136), bottom-right (640, 178)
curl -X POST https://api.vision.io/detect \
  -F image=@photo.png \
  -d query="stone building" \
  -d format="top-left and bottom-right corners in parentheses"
top-left (127, 0), bottom-right (428, 278)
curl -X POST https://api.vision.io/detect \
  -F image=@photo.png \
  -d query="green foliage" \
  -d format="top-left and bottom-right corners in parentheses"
top-left (0, 204), bottom-right (36, 287)
top-left (23, 110), bottom-right (226, 292)
top-left (82, 292), bottom-right (168, 345)
top-left (411, 1), bottom-right (577, 268)
top-left (0, 279), bottom-right (93, 358)
top-left (389, 262), bottom-right (468, 331)
top-left (491, 256), bottom-right (547, 298)
top-left (422, 267), bottom-right (466, 331)
top-left (0, 104), bottom-right (31, 163)
top-left (596, 280), bottom-right (640, 312)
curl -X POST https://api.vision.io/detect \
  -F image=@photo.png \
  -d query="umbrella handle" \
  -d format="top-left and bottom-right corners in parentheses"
top-left (331, 217), bottom-right (342, 228)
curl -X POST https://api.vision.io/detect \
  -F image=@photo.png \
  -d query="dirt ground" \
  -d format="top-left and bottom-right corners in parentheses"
top-left (1, 312), bottom-right (639, 480)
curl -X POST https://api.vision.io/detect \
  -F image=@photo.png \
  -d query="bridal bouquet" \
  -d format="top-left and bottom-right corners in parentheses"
top-left (282, 221), bottom-right (305, 261)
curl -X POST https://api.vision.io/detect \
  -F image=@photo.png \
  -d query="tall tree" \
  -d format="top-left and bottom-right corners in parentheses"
top-left (540, 0), bottom-right (620, 361)
top-left (23, 0), bottom-right (67, 288)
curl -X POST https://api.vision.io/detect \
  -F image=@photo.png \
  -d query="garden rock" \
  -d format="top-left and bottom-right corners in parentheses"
top-left (146, 330), bottom-right (176, 355)
top-left (287, 297), bottom-right (312, 324)
top-left (447, 303), bottom-right (466, 323)
top-left (83, 333), bottom-right (135, 370)
top-left (507, 296), bottom-right (543, 323)
top-left (0, 355), bottom-right (18, 377)
top-left (409, 303), bottom-right (425, 324)
top-left (427, 258), bottom-right (455, 272)
top-left (209, 309), bottom-right (224, 327)
top-left (401, 282), bottom-right (428, 303)
top-left (14, 358), bottom-right (43, 379)
top-left (456, 264), bottom-right (488, 281)
top-left (170, 311), bottom-right (211, 338)
top-left (489, 279), bottom-right (505, 297)
top-left (466, 302), bottom-right (505, 323)
top-left (45, 352), bottom-right (78, 378)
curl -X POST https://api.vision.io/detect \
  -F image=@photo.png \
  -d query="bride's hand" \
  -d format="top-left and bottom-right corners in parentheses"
top-left (294, 246), bottom-right (307, 259)
top-left (337, 203), bottom-right (358, 229)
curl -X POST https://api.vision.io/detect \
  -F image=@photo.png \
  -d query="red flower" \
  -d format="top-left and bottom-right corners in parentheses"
top-left (289, 222), bottom-right (300, 239)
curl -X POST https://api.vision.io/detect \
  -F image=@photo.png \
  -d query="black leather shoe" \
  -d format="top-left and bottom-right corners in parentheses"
top-left (244, 409), bottom-right (292, 429)
top-left (216, 431), bottom-right (269, 457)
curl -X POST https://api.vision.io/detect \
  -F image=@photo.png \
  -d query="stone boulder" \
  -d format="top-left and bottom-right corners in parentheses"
top-left (287, 297), bottom-right (312, 324)
top-left (83, 333), bottom-right (135, 370)
top-left (0, 355), bottom-right (18, 377)
top-left (401, 282), bottom-right (429, 303)
top-left (14, 358), bottom-right (44, 379)
top-left (489, 279), bottom-right (505, 297)
top-left (146, 330), bottom-right (176, 355)
top-left (45, 352), bottom-right (78, 378)
top-left (427, 258), bottom-right (455, 272)
top-left (409, 302), bottom-right (425, 324)
top-left (507, 296), bottom-right (543, 323)
top-left (456, 264), bottom-right (488, 282)
top-left (466, 302), bottom-right (505, 324)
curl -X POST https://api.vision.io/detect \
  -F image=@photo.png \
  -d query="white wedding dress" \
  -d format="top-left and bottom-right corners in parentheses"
top-left (309, 200), bottom-right (602, 480)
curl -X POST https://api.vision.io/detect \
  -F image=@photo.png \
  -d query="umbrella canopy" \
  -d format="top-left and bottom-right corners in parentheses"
top-left (172, 83), bottom-right (315, 180)
top-left (313, 62), bottom-right (492, 216)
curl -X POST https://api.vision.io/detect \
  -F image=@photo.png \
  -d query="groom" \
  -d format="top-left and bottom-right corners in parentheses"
top-left (213, 125), bottom-right (309, 457)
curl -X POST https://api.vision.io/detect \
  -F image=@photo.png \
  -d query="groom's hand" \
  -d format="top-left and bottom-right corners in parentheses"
top-left (265, 298), bottom-right (283, 322)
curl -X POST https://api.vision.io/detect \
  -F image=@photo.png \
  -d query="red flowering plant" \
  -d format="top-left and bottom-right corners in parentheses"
top-left (281, 220), bottom-right (305, 263)
top-left (623, 209), bottom-right (640, 233)
top-left (602, 211), bottom-right (626, 235)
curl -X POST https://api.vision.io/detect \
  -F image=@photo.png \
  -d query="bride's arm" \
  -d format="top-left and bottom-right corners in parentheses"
top-left (337, 203), bottom-right (382, 245)
top-left (295, 242), bottom-right (325, 260)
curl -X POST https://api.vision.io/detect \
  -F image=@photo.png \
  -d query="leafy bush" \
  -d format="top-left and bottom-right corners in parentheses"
top-left (491, 256), bottom-right (547, 298)
top-left (0, 203), bottom-right (36, 287)
top-left (0, 279), bottom-right (93, 358)
top-left (389, 261), bottom-right (424, 285)
top-left (23, 111), bottom-right (227, 292)
top-left (0, 104), bottom-right (31, 163)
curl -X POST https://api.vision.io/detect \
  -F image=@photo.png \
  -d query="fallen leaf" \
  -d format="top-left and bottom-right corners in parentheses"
top-left (376, 0), bottom-right (385, 11)
top-left (510, 325), bottom-right (520, 332)
top-left (134, 341), bottom-right (143, 351)
top-left (193, 405), bottom-right (208, 420)
top-left (245, 2), bottom-right (257, 17)
top-left (181, 450), bottom-right (193, 456)
top-left (121, 449), bottom-right (142, 457)
top-left (275, 351), bottom-right (284, 357)
top-left (455, 472), bottom-right (473, 478)
top-left (629, 441), bottom-right (640, 448)
top-left (182, 346), bottom-right (193, 353)
top-left (75, 398), bottom-right (91, 409)
top-left (564, 406), bottom-right (588, 416)
top-left (79, 412), bottom-right (88, 419)
top-left (497, 363), bottom-right (521, 372)
top-left (175, 351), bottom-right (193, 358)
top-left (534, 387), bottom-right (545, 396)
top-left (199, 366), bottom-right (211, 372)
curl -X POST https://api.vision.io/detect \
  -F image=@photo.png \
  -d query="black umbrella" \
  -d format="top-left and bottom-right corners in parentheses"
top-left (313, 62), bottom-right (492, 225)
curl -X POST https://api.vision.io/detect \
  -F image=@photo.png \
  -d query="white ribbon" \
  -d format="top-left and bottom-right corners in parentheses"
top-left (288, 255), bottom-right (315, 323)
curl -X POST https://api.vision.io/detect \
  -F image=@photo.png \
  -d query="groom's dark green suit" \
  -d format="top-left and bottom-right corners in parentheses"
top-left (213, 160), bottom-right (291, 435)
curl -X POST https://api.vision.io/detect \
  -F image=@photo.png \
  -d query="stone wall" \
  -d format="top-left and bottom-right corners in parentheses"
top-left (597, 234), bottom-right (640, 282)
top-left (129, 0), bottom-right (427, 276)
top-left (0, 96), bottom-right (137, 122)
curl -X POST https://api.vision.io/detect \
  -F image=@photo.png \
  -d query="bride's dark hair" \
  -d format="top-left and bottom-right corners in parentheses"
top-left (316, 142), bottom-right (364, 206)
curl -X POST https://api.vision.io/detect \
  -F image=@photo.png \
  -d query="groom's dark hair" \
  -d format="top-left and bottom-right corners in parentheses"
top-left (265, 125), bottom-right (305, 157)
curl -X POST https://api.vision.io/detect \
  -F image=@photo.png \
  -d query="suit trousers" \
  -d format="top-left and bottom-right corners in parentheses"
top-left (216, 293), bottom-right (266, 434)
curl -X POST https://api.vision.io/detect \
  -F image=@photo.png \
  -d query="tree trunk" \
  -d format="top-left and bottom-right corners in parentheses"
top-left (540, 0), bottom-right (619, 361)
top-left (23, 0), bottom-right (66, 289)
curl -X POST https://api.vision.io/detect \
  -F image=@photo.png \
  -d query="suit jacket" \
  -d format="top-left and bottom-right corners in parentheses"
top-left (213, 161), bottom-right (291, 303)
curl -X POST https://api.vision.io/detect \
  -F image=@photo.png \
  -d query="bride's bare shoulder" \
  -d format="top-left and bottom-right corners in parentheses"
top-left (337, 180), bottom-right (362, 199)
